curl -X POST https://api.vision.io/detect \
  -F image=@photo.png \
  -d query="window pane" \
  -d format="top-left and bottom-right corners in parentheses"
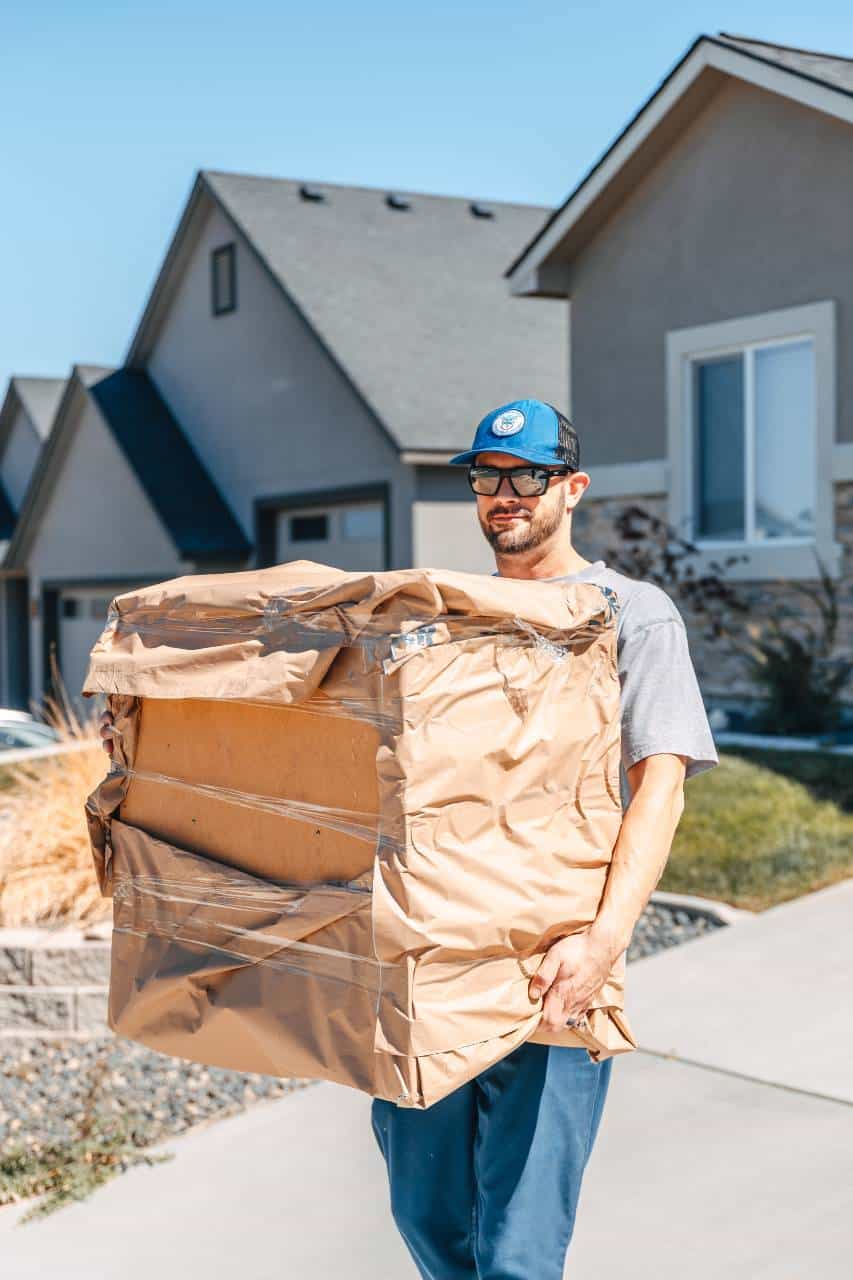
top-left (341, 505), bottom-right (383, 541)
top-left (693, 355), bottom-right (745, 539)
top-left (212, 245), bottom-right (235, 313)
top-left (754, 340), bottom-right (815, 539)
top-left (290, 513), bottom-right (328, 542)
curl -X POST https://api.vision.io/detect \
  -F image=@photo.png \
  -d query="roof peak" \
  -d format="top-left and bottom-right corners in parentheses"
top-left (716, 31), bottom-right (853, 67)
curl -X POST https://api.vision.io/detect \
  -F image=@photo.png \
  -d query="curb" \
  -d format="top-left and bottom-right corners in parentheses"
top-left (649, 889), bottom-right (755, 927)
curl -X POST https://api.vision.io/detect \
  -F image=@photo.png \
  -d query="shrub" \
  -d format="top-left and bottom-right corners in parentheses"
top-left (605, 506), bottom-right (852, 736)
top-left (0, 689), bottom-right (108, 927)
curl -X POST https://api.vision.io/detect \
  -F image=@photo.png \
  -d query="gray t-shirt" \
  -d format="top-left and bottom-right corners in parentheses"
top-left (543, 560), bottom-right (719, 808)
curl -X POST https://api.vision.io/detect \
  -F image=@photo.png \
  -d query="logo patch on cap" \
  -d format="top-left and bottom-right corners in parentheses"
top-left (491, 409), bottom-right (525, 437)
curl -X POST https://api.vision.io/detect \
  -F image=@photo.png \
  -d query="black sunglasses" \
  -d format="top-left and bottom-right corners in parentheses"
top-left (467, 463), bottom-right (572, 497)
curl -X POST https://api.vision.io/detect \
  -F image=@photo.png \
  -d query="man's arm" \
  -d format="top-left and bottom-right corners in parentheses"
top-left (529, 751), bottom-right (687, 1031)
top-left (587, 751), bottom-right (686, 958)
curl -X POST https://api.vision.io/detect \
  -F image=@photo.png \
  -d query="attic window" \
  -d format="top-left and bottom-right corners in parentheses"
top-left (385, 192), bottom-right (411, 211)
top-left (299, 184), bottom-right (326, 203)
top-left (469, 203), bottom-right (494, 219)
top-left (211, 243), bottom-right (237, 316)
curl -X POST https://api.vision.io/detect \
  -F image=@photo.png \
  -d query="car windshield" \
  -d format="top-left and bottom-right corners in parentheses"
top-left (0, 723), bottom-right (60, 750)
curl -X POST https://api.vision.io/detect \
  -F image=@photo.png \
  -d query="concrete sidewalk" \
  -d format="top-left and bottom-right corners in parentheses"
top-left (622, 877), bottom-right (853, 1103)
top-left (0, 1081), bottom-right (419, 1279)
top-left (2, 880), bottom-right (851, 1278)
top-left (569, 878), bottom-right (853, 1278)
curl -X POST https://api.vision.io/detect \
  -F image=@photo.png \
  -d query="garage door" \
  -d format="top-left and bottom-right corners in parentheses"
top-left (58, 589), bottom-right (117, 707)
top-left (275, 500), bottom-right (385, 572)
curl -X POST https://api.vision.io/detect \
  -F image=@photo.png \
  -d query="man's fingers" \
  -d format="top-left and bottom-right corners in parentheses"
top-left (529, 949), bottom-right (562, 1001)
top-left (98, 714), bottom-right (115, 755)
top-left (541, 984), bottom-right (573, 1031)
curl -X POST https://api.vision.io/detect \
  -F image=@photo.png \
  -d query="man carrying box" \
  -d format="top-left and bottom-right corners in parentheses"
top-left (100, 397), bottom-right (718, 1280)
top-left (370, 399), bottom-right (718, 1279)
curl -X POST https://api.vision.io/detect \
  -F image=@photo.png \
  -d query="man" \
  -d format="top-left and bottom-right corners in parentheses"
top-left (100, 397), bottom-right (719, 1279)
top-left (368, 399), bottom-right (719, 1280)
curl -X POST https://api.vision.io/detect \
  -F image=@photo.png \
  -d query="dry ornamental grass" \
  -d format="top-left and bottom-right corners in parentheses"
top-left (0, 694), bottom-right (109, 928)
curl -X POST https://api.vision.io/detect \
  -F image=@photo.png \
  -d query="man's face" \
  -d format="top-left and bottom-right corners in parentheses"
top-left (473, 451), bottom-right (570, 555)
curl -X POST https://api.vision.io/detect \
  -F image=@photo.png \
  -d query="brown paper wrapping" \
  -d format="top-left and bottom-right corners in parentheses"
top-left (84, 560), bottom-right (637, 1108)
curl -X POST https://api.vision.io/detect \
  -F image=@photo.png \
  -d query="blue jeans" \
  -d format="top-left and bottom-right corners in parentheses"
top-left (371, 1041), bottom-right (613, 1280)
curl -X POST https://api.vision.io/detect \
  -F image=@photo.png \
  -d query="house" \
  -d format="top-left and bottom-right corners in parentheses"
top-left (0, 376), bottom-right (66, 706)
top-left (507, 33), bottom-right (853, 708)
top-left (3, 365), bottom-right (250, 707)
top-left (4, 173), bottom-right (567, 707)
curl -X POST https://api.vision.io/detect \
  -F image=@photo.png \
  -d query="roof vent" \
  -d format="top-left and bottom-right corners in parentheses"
top-left (385, 192), bottom-right (411, 211)
top-left (299, 184), bottom-right (326, 203)
top-left (470, 202), bottom-right (495, 219)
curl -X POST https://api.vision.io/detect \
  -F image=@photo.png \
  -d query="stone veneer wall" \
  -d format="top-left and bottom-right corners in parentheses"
top-left (572, 481), bottom-right (853, 710)
top-left (0, 928), bottom-right (110, 1038)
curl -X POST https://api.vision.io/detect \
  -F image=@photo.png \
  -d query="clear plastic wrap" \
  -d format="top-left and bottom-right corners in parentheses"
top-left (84, 561), bottom-right (635, 1109)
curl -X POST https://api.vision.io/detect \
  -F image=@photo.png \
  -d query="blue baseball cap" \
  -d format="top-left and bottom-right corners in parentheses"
top-left (449, 398), bottom-right (579, 469)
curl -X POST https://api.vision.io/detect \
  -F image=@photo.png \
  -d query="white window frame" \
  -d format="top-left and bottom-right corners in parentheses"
top-left (666, 300), bottom-right (841, 581)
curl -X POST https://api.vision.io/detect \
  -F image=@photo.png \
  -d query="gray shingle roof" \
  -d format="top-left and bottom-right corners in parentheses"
top-left (10, 377), bottom-right (66, 440)
top-left (202, 172), bottom-right (567, 452)
top-left (90, 369), bottom-right (250, 561)
top-left (716, 34), bottom-right (853, 94)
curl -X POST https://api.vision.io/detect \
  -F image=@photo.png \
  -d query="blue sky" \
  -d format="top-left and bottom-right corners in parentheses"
top-left (2, 1), bottom-right (852, 395)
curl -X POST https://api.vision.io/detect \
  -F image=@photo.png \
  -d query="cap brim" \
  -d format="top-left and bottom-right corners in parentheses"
top-left (448, 444), bottom-right (560, 466)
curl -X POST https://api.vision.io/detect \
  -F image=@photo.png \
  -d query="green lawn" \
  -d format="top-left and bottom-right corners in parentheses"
top-left (662, 748), bottom-right (853, 911)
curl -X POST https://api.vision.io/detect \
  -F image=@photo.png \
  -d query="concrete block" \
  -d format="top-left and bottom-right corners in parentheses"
top-left (74, 987), bottom-right (110, 1032)
top-left (0, 947), bottom-right (31, 985)
top-left (0, 986), bottom-right (73, 1030)
top-left (31, 944), bottom-right (111, 987)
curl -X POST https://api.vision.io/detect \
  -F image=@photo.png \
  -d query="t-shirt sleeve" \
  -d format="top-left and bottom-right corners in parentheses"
top-left (617, 586), bottom-right (719, 783)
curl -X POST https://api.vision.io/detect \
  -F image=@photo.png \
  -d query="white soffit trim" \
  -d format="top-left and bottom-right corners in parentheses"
top-left (581, 449), bottom-right (853, 495)
top-left (585, 460), bottom-right (667, 498)
top-left (401, 451), bottom-right (457, 465)
top-left (509, 39), bottom-right (853, 291)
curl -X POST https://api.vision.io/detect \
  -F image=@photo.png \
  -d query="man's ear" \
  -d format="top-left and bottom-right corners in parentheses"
top-left (566, 472), bottom-right (591, 509)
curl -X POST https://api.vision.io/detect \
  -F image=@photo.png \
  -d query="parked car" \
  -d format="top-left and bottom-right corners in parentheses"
top-left (0, 710), bottom-right (61, 753)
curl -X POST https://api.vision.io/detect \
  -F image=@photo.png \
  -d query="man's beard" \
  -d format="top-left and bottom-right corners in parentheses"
top-left (479, 500), bottom-right (564, 554)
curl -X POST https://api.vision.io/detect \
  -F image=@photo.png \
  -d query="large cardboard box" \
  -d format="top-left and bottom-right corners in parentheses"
top-left (85, 561), bottom-right (637, 1108)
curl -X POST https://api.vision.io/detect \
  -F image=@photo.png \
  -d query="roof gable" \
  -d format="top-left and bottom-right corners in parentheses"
top-left (90, 370), bottom-right (250, 561)
top-left (508, 33), bottom-right (853, 292)
top-left (5, 367), bottom-right (250, 568)
top-left (11, 378), bottom-right (67, 441)
top-left (127, 172), bottom-right (568, 452)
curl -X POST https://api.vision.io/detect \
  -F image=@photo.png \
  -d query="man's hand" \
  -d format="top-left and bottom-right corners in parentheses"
top-left (528, 928), bottom-right (618, 1031)
top-left (99, 711), bottom-right (115, 756)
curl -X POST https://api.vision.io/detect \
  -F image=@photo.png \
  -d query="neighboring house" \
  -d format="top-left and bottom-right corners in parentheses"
top-left (6, 172), bottom-right (567, 707)
top-left (507, 32), bottom-right (853, 707)
top-left (0, 376), bottom-right (66, 706)
top-left (3, 365), bottom-right (249, 709)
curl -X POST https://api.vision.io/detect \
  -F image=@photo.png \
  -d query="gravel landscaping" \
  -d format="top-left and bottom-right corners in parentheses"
top-left (0, 901), bottom-right (723, 1218)
top-left (626, 900), bottom-right (722, 961)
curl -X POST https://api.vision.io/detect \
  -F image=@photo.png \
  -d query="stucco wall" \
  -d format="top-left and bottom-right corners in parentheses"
top-left (569, 78), bottom-right (853, 466)
top-left (26, 395), bottom-right (184, 699)
top-left (413, 467), bottom-right (497, 574)
top-left (146, 199), bottom-right (413, 564)
top-left (2, 406), bottom-right (41, 510)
